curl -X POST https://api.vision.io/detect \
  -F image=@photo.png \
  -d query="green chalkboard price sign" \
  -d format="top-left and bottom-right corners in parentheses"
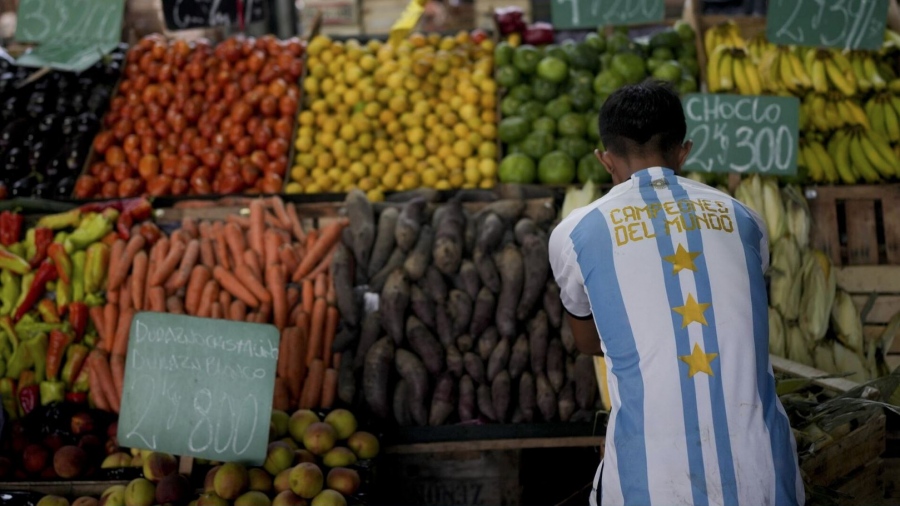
top-left (682, 94), bottom-right (800, 175)
top-left (767, 0), bottom-right (889, 51)
top-left (117, 312), bottom-right (280, 465)
top-left (551, 0), bottom-right (664, 30)
top-left (15, 0), bottom-right (125, 72)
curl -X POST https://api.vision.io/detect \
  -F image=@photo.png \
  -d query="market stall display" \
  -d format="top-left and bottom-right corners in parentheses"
top-left (0, 46), bottom-right (126, 199)
top-left (73, 35), bottom-right (305, 199)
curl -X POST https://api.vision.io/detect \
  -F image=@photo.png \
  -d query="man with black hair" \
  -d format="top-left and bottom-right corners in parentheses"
top-left (549, 81), bottom-right (804, 506)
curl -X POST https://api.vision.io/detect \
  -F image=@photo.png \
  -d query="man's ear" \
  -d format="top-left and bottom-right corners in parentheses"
top-left (676, 140), bottom-right (693, 171)
top-left (596, 149), bottom-right (614, 175)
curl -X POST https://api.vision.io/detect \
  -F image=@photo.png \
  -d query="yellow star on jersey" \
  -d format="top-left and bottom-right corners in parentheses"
top-left (679, 343), bottom-right (718, 378)
top-left (663, 244), bottom-right (701, 275)
top-left (672, 294), bottom-right (711, 328)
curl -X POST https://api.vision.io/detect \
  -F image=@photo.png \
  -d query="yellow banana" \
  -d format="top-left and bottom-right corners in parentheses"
top-left (732, 55), bottom-right (751, 95)
top-left (810, 94), bottom-right (831, 132)
top-left (743, 57), bottom-right (763, 95)
top-left (810, 141), bottom-right (838, 184)
top-left (801, 143), bottom-right (824, 182)
top-left (865, 56), bottom-right (888, 91)
top-left (720, 51), bottom-right (735, 91)
top-left (825, 59), bottom-right (857, 96)
top-left (788, 51), bottom-right (813, 90)
top-left (811, 59), bottom-right (829, 93)
top-left (778, 50), bottom-right (799, 93)
top-left (844, 100), bottom-right (871, 129)
top-left (868, 96), bottom-right (888, 137)
top-left (881, 99), bottom-right (900, 142)
top-left (824, 96), bottom-right (843, 129)
top-left (860, 130), bottom-right (898, 177)
top-left (804, 48), bottom-right (818, 76)
top-left (704, 27), bottom-right (718, 58)
top-left (850, 54), bottom-right (873, 93)
top-left (707, 45), bottom-right (728, 92)
top-left (832, 130), bottom-right (858, 184)
top-left (758, 50), bottom-right (778, 92)
top-left (831, 50), bottom-right (855, 74)
top-left (848, 132), bottom-right (882, 183)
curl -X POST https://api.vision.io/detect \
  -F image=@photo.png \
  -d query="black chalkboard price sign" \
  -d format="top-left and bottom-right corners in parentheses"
top-left (162, 0), bottom-right (266, 31)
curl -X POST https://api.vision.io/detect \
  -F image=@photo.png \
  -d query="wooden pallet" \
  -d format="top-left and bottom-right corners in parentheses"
top-left (807, 185), bottom-right (900, 267)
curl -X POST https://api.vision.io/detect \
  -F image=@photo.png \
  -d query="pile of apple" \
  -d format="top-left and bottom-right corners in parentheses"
top-left (32, 408), bottom-right (378, 506)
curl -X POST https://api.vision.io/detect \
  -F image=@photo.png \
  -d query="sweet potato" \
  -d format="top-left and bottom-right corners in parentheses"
top-left (487, 337), bottom-right (510, 382)
top-left (474, 251), bottom-right (501, 294)
top-left (547, 339), bottom-right (565, 393)
top-left (456, 260), bottom-right (480, 300)
top-left (363, 337), bottom-right (394, 419)
top-left (403, 224), bottom-right (433, 281)
top-left (469, 287), bottom-right (496, 338)
top-left (477, 200), bottom-right (525, 224)
top-left (409, 285), bottom-right (435, 328)
top-left (456, 334), bottom-right (473, 353)
top-left (477, 327), bottom-right (499, 362)
top-left (558, 381), bottom-right (576, 422)
top-left (475, 213), bottom-right (504, 255)
top-left (395, 197), bottom-right (426, 252)
top-left (395, 349), bottom-right (429, 426)
top-left (458, 375), bottom-right (476, 421)
top-left (369, 248), bottom-right (406, 292)
top-left (464, 210), bottom-right (478, 256)
top-left (519, 372), bottom-right (536, 422)
top-left (354, 311), bottom-right (382, 370)
top-left (494, 244), bottom-right (523, 339)
top-left (571, 409), bottom-right (595, 423)
top-left (463, 352), bottom-right (486, 384)
top-left (435, 304), bottom-right (454, 348)
top-left (338, 349), bottom-right (356, 405)
top-left (429, 374), bottom-right (455, 426)
top-left (447, 289), bottom-right (472, 338)
top-left (536, 372), bottom-right (557, 421)
top-left (509, 334), bottom-right (530, 379)
top-left (393, 379), bottom-right (412, 426)
top-left (566, 356), bottom-right (575, 384)
top-left (445, 343), bottom-right (463, 377)
top-left (511, 407), bottom-right (524, 424)
top-left (345, 190), bottom-right (376, 275)
top-left (529, 310), bottom-right (549, 374)
top-left (432, 200), bottom-right (465, 276)
top-left (513, 218), bottom-right (538, 245)
top-left (517, 234), bottom-right (549, 321)
top-left (575, 354), bottom-right (597, 410)
top-left (560, 316), bottom-right (576, 354)
top-left (368, 207), bottom-right (399, 278)
top-left (421, 266), bottom-right (448, 304)
top-left (332, 327), bottom-right (358, 353)
top-left (477, 384), bottom-right (495, 421)
top-left (491, 371), bottom-right (511, 423)
top-left (381, 269), bottom-right (410, 345)
top-left (544, 282), bottom-right (563, 329)
top-left (331, 243), bottom-right (358, 326)
top-left (406, 316), bottom-right (444, 376)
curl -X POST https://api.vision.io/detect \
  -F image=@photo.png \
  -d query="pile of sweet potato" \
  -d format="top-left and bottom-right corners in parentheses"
top-left (332, 190), bottom-right (601, 426)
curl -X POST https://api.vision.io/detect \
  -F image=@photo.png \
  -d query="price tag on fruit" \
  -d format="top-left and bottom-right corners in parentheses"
top-left (160, 0), bottom-right (266, 31)
top-left (681, 94), bottom-right (800, 175)
top-left (551, 0), bottom-right (664, 30)
top-left (767, 0), bottom-right (890, 51)
top-left (117, 312), bottom-right (280, 465)
top-left (14, 0), bottom-right (125, 72)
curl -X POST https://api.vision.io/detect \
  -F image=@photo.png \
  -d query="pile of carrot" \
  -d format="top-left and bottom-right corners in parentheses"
top-left (87, 196), bottom-right (349, 413)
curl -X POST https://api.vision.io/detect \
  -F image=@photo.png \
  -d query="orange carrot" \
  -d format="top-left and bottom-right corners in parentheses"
top-left (148, 236), bottom-right (170, 284)
top-left (118, 275), bottom-right (133, 312)
top-left (267, 265), bottom-right (288, 330)
top-left (210, 302), bottom-right (223, 319)
top-left (296, 323), bottom-right (309, 388)
top-left (184, 265), bottom-right (212, 315)
top-left (198, 220), bottom-right (212, 239)
top-left (302, 279), bottom-right (314, 315)
top-left (294, 243), bottom-right (306, 264)
top-left (264, 212), bottom-right (285, 230)
top-left (296, 311), bottom-right (310, 334)
top-left (219, 290), bottom-right (232, 312)
top-left (321, 368), bottom-right (338, 409)
top-left (109, 235), bottom-right (145, 292)
top-left (224, 222), bottom-right (247, 269)
top-left (213, 266), bottom-right (259, 308)
top-left (181, 217), bottom-right (199, 238)
top-left (245, 312), bottom-right (256, 323)
top-left (249, 199), bottom-right (266, 262)
top-left (91, 351), bottom-right (120, 413)
top-left (259, 302), bottom-right (272, 322)
top-left (243, 250), bottom-right (262, 280)
top-left (236, 264), bottom-right (272, 304)
top-left (279, 245), bottom-right (299, 274)
top-left (264, 229), bottom-right (282, 272)
top-left (299, 359), bottom-right (325, 409)
top-left (88, 364), bottom-right (110, 412)
top-left (106, 288), bottom-right (119, 305)
top-left (197, 280), bottom-right (220, 318)
top-left (165, 239), bottom-right (200, 293)
top-left (131, 251), bottom-right (148, 311)
top-left (306, 298), bottom-right (327, 366)
top-left (273, 377), bottom-right (291, 411)
top-left (90, 306), bottom-right (106, 345)
top-left (287, 286), bottom-right (300, 310)
top-left (277, 327), bottom-right (292, 379)
top-left (333, 352), bottom-right (342, 370)
top-left (107, 239), bottom-right (124, 291)
top-left (170, 229), bottom-right (187, 246)
top-left (112, 308), bottom-right (134, 356)
top-left (282, 327), bottom-right (302, 402)
top-left (150, 239), bottom-right (186, 287)
top-left (199, 238), bottom-right (215, 268)
top-left (148, 287), bottom-right (166, 312)
top-left (110, 354), bottom-right (125, 404)
top-left (212, 221), bottom-right (231, 270)
top-left (46, 329), bottom-right (70, 381)
top-left (286, 203), bottom-right (306, 243)
top-left (300, 247), bottom-right (336, 283)
top-left (227, 214), bottom-right (251, 229)
top-left (305, 229), bottom-right (319, 253)
top-left (267, 197), bottom-right (291, 228)
top-left (314, 272), bottom-right (327, 299)
top-left (326, 268), bottom-right (336, 306)
top-left (102, 304), bottom-right (118, 352)
top-left (323, 306), bottom-right (339, 368)
top-left (166, 296), bottom-right (184, 314)
top-left (230, 300), bottom-right (247, 321)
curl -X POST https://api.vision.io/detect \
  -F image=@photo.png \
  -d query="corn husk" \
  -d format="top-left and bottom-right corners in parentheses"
top-left (561, 181), bottom-right (601, 219)
top-left (831, 290), bottom-right (863, 353)
top-left (833, 342), bottom-right (869, 382)
top-left (799, 250), bottom-right (836, 342)
top-left (813, 342), bottom-right (837, 374)
top-left (880, 310), bottom-right (900, 364)
top-left (761, 177), bottom-right (786, 241)
top-left (734, 174), bottom-right (764, 218)
top-left (787, 325), bottom-right (814, 366)
top-left (783, 185), bottom-right (811, 250)
top-left (769, 306), bottom-right (786, 357)
top-left (770, 238), bottom-right (803, 321)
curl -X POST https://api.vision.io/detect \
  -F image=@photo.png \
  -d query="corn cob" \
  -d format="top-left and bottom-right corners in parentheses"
top-left (786, 324), bottom-right (814, 366)
top-left (783, 185), bottom-right (811, 250)
top-left (831, 289), bottom-right (863, 353)
top-left (769, 306), bottom-right (786, 357)
top-left (761, 177), bottom-right (786, 241)
top-left (833, 342), bottom-right (869, 382)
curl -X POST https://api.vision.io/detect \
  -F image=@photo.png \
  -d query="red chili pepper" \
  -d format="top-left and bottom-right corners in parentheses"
top-left (0, 211), bottom-right (23, 246)
top-left (29, 227), bottom-right (54, 268)
top-left (13, 260), bottom-right (58, 323)
top-left (65, 392), bottom-right (87, 404)
top-left (18, 384), bottom-right (39, 416)
top-left (523, 22), bottom-right (555, 46)
top-left (0, 248), bottom-right (30, 275)
top-left (46, 329), bottom-right (72, 381)
top-left (139, 222), bottom-right (162, 246)
top-left (68, 302), bottom-right (89, 342)
top-left (47, 243), bottom-right (72, 285)
top-left (37, 299), bottom-right (60, 323)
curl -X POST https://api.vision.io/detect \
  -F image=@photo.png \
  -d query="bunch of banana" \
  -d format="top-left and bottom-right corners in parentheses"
top-left (864, 92), bottom-right (900, 142)
top-left (849, 50), bottom-right (888, 94)
top-left (880, 28), bottom-right (900, 55)
top-left (747, 32), bottom-right (775, 64)
top-left (707, 46), bottom-right (762, 95)
top-left (803, 92), bottom-right (870, 132)
top-left (805, 49), bottom-right (858, 97)
top-left (760, 47), bottom-right (812, 95)
top-left (801, 136), bottom-right (840, 184)
top-left (703, 21), bottom-right (745, 57)
top-left (827, 127), bottom-right (898, 183)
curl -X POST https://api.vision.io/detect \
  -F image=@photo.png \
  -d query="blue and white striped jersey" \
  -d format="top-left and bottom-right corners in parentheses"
top-left (549, 167), bottom-right (804, 506)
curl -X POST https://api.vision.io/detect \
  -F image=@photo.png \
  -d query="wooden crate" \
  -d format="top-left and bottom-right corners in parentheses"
top-left (833, 266), bottom-right (900, 369)
top-left (807, 185), bottom-right (900, 267)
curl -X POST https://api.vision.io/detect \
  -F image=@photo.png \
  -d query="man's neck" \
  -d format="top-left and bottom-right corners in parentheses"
top-left (620, 157), bottom-right (674, 179)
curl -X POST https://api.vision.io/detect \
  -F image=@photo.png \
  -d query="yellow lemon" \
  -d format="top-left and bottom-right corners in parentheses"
top-left (479, 178), bottom-right (495, 189)
top-left (478, 158), bottom-right (497, 179)
top-left (437, 145), bottom-right (454, 160)
top-left (401, 172), bottom-right (421, 189)
top-left (310, 99), bottom-right (328, 114)
top-left (340, 172), bottom-right (356, 188)
top-left (306, 183), bottom-right (322, 194)
top-left (389, 95), bottom-right (408, 114)
top-left (298, 111), bottom-right (315, 126)
top-left (442, 112), bottom-right (459, 127)
top-left (347, 143), bottom-right (363, 161)
top-left (425, 136), bottom-right (441, 154)
top-left (452, 123), bottom-right (469, 139)
top-left (378, 150), bottom-right (395, 165)
top-left (448, 170), bottom-right (465, 187)
top-left (317, 131), bottom-right (336, 148)
top-left (407, 127), bottom-right (426, 145)
top-left (453, 140), bottom-right (473, 158)
top-left (411, 144), bottom-right (427, 160)
top-left (316, 174), bottom-right (334, 191)
top-left (386, 121), bottom-right (402, 136)
top-left (421, 168), bottom-right (439, 187)
top-left (378, 109), bottom-right (396, 126)
top-left (425, 114), bottom-right (440, 129)
top-left (296, 153), bottom-right (316, 169)
top-left (327, 167), bottom-right (342, 182)
top-left (294, 136), bottom-right (313, 153)
top-left (349, 161), bottom-right (367, 179)
top-left (290, 166), bottom-right (308, 182)
top-left (366, 188), bottom-right (385, 202)
top-left (364, 102), bottom-right (381, 119)
top-left (382, 172), bottom-right (399, 190)
top-left (358, 133), bottom-right (374, 149)
top-left (343, 89), bottom-right (361, 106)
top-left (480, 124), bottom-right (497, 140)
top-left (468, 132), bottom-right (484, 147)
top-left (478, 142), bottom-right (497, 159)
top-left (445, 155), bottom-right (463, 171)
top-left (358, 177), bottom-right (376, 191)
top-left (331, 139), bottom-right (348, 158)
top-left (360, 54), bottom-right (378, 72)
top-left (285, 182), bottom-right (303, 194)
top-left (340, 124), bottom-right (357, 141)
top-left (316, 152), bottom-right (334, 169)
top-left (370, 162), bottom-right (386, 178)
top-left (374, 138), bottom-right (390, 152)
top-left (435, 179), bottom-right (451, 190)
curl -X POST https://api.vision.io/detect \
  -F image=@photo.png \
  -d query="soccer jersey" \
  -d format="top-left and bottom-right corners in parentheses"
top-left (549, 167), bottom-right (804, 506)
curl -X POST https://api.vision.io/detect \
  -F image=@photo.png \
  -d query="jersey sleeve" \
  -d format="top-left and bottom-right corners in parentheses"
top-left (548, 217), bottom-right (592, 318)
top-left (746, 207), bottom-right (770, 272)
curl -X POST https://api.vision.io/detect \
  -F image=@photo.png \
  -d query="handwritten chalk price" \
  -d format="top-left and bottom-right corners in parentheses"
top-left (767, 0), bottom-right (889, 51)
top-left (551, 0), bottom-right (664, 29)
top-left (682, 94), bottom-right (800, 175)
